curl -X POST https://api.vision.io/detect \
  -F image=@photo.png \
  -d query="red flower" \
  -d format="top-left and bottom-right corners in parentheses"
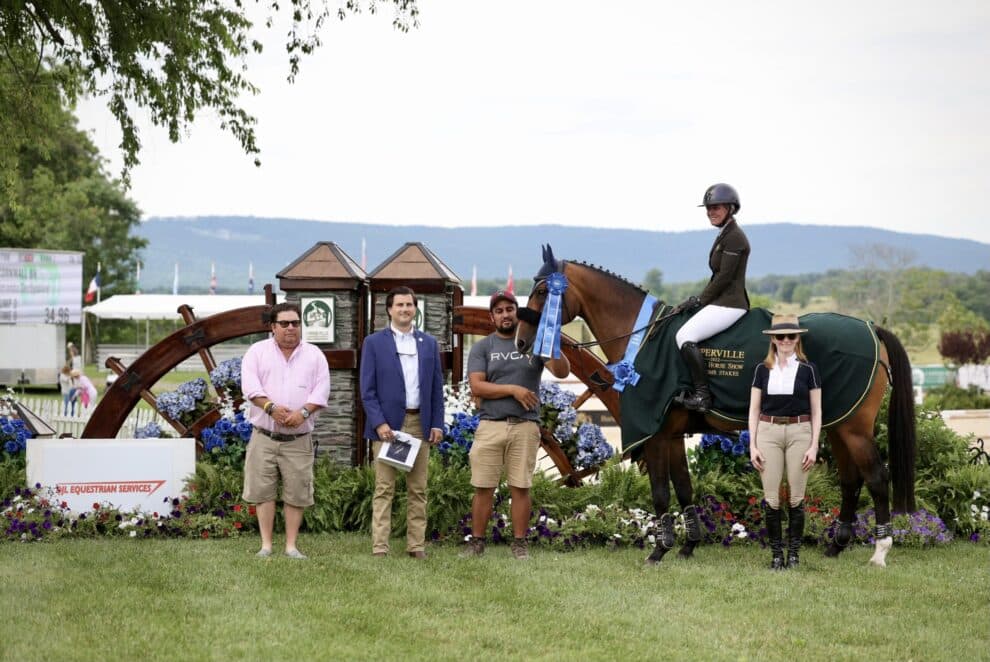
top-left (747, 496), bottom-right (757, 506)
top-left (233, 504), bottom-right (243, 513)
top-left (809, 506), bottom-right (820, 513)
top-left (234, 521), bottom-right (243, 529)
top-left (60, 501), bottom-right (68, 509)
top-left (831, 507), bottom-right (840, 516)
top-left (201, 530), bottom-right (209, 539)
top-left (153, 512), bottom-right (159, 518)
top-left (723, 512), bottom-right (734, 521)
top-left (248, 505), bottom-right (257, 516)
top-left (92, 503), bottom-right (100, 510)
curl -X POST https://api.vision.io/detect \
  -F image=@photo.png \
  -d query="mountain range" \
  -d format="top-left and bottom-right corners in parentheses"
top-left (132, 216), bottom-right (990, 293)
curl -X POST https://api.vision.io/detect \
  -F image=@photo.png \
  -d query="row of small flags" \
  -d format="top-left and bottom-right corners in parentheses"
top-left (88, 261), bottom-right (513, 298)
top-left (85, 238), bottom-right (514, 300)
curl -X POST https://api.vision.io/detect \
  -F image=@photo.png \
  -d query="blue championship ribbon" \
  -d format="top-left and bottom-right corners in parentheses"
top-left (533, 272), bottom-right (568, 359)
top-left (607, 294), bottom-right (658, 392)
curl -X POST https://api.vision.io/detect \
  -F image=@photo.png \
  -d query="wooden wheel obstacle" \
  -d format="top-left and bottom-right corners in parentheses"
top-left (82, 293), bottom-right (621, 486)
top-left (82, 288), bottom-right (277, 441)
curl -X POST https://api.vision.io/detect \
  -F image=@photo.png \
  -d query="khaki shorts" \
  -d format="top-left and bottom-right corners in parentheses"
top-left (469, 419), bottom-right (541, 488)
top-left (242, 429), bottom-right (315, 507)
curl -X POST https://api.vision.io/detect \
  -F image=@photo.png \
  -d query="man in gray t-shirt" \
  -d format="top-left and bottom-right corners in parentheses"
top-left (461, 290), bottom-right (570, 560)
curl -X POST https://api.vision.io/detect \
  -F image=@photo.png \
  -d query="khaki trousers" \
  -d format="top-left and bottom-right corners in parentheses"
top-left (757, 420), bottom-right (813, 509)
top-left (372, 412), bottom-right (430, 553)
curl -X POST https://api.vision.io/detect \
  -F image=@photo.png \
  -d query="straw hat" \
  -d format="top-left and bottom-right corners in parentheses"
top-left (762, 313), bottom-right (809, 335)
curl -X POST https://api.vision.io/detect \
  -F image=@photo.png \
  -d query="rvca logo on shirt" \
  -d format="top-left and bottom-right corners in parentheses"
top-left (490, 350), bottom-right (528, 361)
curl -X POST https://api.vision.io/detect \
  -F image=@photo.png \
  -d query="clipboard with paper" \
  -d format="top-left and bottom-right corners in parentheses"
top-left (376, 431), bottom-right (422, 472)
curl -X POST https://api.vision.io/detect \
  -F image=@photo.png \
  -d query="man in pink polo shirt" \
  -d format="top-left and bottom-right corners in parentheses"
top-left (241, 302), bottom-right (330, 559)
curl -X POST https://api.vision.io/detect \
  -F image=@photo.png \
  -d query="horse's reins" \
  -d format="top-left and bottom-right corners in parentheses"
top-left (562, 305), bottom-right (683, 352)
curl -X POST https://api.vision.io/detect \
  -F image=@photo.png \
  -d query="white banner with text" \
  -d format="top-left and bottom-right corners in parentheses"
top-left (26, 438), bottom-right (196, 513)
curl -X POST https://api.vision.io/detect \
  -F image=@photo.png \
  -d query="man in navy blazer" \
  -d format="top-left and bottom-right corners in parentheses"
top-left (361, 286), bottom-right (445, 558)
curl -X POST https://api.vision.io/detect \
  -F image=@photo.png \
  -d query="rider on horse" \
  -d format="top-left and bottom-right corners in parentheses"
top-left (676, 183), bottom-right (751, 412)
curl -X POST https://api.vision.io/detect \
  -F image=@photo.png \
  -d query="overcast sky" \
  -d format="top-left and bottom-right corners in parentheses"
top-left (76, 1), bottom-right (990, 245)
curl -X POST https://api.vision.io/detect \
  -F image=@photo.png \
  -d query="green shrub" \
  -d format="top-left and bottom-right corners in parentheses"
top-left (916, 464), bottom-right (990, 535)
top-left (594, 459), bottom-right (652, 511)
top-left (922, 384), bottom-right (990, 410)
top-left (305, 458), bottom-right (375, 533)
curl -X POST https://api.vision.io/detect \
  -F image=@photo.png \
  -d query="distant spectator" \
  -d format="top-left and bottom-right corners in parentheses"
top-left (66, 342), bottom-right (83, 372)
top-left (59, 364), bottom-right (77, 415)
top-left (70, 369), bottom-right (98, 411)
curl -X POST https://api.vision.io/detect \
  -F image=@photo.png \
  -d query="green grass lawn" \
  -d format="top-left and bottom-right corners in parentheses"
top-left (0, 534), bottom-right (984, 661)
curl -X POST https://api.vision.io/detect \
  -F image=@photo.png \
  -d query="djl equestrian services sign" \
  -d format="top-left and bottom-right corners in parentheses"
top-left (27, 438), bottom-right (196, 513)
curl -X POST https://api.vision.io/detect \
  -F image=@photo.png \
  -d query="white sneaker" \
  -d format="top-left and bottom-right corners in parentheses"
top-left (255, 548), bottom-right (273, 558)
top-left (285, 549), bottom-right (308, 560)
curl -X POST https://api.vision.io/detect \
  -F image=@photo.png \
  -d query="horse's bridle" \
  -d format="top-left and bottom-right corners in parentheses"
top-left (524, 259), bottom-right (682, 353)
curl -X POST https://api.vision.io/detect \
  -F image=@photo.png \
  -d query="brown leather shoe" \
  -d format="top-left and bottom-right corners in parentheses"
top-left (372, 551), bottom-right (387, 557)
top-left (408, 551), bottom-right (427, 559)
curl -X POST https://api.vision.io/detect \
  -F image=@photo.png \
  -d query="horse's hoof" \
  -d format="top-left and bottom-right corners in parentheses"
top-left (677, 543), bottom-right (697, 559)
top-left (644, 556), bottom-right (661, 566)
top-left (868, 536), bottom-right (892, 567)
top-left (823, 543), bottom-right (842, 558)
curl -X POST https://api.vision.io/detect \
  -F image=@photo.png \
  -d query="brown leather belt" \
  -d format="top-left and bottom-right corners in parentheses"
top-left (759, 414), bottom-right (811, 425)
top-left (255, 427), bottom-right (308, 442)
top-left (405, 408), bottom-right (420, 414)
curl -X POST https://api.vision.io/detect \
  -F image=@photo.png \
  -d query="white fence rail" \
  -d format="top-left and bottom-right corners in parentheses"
top-left (15, 396), bottom-right (167, 439)
top-left (95, 343), bottom-right (250, 373)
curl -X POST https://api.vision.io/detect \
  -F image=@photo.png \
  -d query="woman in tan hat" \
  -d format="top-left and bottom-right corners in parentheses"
top-left (747, 313), bottom-right (822, 570)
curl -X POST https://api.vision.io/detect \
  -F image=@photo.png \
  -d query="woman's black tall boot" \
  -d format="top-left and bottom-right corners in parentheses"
top-left (787, 501), bottom-right (805, 569)
top-left (766, 506), bottom-right (785, 571)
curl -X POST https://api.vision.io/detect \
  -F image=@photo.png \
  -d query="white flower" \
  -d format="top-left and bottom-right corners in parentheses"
top-left (731, 522), bottom-right (746, 533)
top-left (647, 534), bottom-right (656, 544)
top-left (585, 504), bottom-right (600, 514)
top-left (129, 530), bottom-right (137, 537)
top-left (974, 490), bottom-right (983, 499)
top-left (612, 533), bottom-right (622, 539)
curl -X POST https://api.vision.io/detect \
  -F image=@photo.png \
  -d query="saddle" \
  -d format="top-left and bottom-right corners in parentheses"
top-left (619, 308), bottom-right (881, 457)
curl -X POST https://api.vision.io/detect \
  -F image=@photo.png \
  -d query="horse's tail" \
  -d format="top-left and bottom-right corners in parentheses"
top-left (875, 326), bottom-right (916, 512)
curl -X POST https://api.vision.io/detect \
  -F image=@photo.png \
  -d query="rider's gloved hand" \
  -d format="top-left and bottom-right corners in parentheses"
top-left (678, 295), bottom-right (701, 311)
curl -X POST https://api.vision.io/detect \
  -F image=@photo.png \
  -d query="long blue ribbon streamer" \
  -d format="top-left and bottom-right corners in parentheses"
top-left (607, 294), bottom-right (658, 392)
top-left (533, 273), bottom-right (568, 359)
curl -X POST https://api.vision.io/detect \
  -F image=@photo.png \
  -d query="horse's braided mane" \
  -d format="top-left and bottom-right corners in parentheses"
top-left (572, 260), bottom-right (648, 295)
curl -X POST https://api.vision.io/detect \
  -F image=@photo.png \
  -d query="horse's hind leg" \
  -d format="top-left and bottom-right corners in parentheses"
top-left (668, 439), bottom-right (702, 559)
top-left (644, 436), bottom-right (674, 565)
top-left (849, 438), bottom-right (894, 567)
top-left (824, 434), bottom-right (863, 558)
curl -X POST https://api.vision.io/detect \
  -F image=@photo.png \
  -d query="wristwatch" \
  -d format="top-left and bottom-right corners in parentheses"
top-left (300, 408), bottom-right (310, 420)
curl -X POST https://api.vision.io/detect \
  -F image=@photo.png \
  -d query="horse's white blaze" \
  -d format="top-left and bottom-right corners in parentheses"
top-left (868, 536), bottom-right (893, 567)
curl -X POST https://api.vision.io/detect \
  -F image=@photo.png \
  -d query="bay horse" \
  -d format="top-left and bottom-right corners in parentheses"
top-left (515, 245), bottom-right (916, 566)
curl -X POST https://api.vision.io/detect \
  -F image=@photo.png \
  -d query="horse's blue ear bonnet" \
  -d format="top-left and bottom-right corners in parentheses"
top-left (534, 244), bottom-right (563, 283)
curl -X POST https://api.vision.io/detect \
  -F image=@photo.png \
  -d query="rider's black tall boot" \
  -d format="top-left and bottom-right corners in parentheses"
top-left (678, 342), bottom-right (712, 412)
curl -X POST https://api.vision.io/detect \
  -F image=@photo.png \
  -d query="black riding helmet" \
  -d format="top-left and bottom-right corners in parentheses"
top-left (699, 183), bottom-right (740, 214)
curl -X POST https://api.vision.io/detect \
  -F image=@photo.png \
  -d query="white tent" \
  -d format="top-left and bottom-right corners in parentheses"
top-left (81, 295), bottom-right (280, 365)
top-left (83, 294), bottom-right (278, 320)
